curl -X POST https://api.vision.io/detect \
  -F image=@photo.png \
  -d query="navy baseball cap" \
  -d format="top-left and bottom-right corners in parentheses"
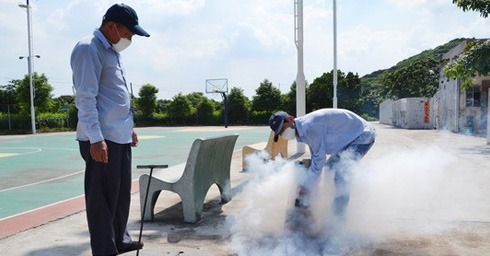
top-left (269, 111), bottom-right (289, 142)
top-left (103, 3), bottom-right (150, 37)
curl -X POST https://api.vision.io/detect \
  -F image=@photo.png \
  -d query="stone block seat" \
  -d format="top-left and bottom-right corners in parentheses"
top-left (241, 130), bottom-right (288, 170)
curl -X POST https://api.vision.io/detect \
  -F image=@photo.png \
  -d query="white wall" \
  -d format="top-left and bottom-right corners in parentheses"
top-left (380, 98), bottom-right (433, 129)
top-left (438, 75), bottom-right (459, 132)
top-left (379, 100), bottom-right (393, 125)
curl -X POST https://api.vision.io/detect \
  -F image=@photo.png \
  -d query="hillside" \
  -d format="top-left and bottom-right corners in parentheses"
top-left (360, 38), bottom-right (467, 118)
top-left (361, 38), bottom-right (466, 87)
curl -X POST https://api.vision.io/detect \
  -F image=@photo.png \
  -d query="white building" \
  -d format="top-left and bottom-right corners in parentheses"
top-left (380, 40), bottom-right (490, 144)
top-left (380, 98), bottom-right (433, 129)
top-left (436, 40), bottom-right (489, 135)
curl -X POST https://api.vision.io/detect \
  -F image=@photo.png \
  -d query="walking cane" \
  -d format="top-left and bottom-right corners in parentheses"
top-left (136, 165), bottom-right (168, 256)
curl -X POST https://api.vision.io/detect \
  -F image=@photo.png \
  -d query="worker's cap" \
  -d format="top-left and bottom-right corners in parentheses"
top-left (269, 111), bottom-right (289, 142)
top-left (103, 3), bottom-right (150, 37)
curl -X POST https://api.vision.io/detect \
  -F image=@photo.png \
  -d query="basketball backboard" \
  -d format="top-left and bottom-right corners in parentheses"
top-left (205, 78), bottom-right (228, 94)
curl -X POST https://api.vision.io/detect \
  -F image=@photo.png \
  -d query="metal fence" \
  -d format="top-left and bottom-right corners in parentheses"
top-left (0, 117), bottom-right (75, 134)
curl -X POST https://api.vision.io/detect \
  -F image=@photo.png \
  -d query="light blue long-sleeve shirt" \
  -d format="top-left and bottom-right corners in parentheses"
top-left (71, 30), bottom-right (133, 144)
top-left (295, 109), bottom-right (376, 174)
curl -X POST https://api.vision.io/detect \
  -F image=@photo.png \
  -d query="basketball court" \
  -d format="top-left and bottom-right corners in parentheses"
top-left (0, 126), bottom-right (270, 220)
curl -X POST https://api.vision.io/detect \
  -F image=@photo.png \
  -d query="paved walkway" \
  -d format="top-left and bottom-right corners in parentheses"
top-left (1, 123), bottom-right (490, 256)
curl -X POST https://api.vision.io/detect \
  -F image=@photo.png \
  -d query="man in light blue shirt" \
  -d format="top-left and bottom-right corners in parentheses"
top-left (71, 4), bottom-right (149, 256)
top-left (269, 109), bottom-right (376, 222)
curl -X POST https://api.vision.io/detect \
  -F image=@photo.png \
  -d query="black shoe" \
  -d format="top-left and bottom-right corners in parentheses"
top-left (118, 241), bottom-right (143, 255)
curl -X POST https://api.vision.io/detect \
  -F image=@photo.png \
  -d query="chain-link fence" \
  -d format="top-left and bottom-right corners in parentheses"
top-left (0, 117), bottom-right (77, 134)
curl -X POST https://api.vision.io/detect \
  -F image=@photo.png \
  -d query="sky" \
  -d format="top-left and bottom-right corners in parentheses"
top-left (1, 0), bottom-right (490, 101)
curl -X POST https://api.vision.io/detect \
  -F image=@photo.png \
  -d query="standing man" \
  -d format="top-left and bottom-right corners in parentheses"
top-left (269, 109), bottom-right (376, 222)
top-left (71, 4), bottom-right (150, 256)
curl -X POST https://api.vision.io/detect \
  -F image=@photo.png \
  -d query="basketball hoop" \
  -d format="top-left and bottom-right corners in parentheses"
top-left (205, 78), bottom-right (229, 128)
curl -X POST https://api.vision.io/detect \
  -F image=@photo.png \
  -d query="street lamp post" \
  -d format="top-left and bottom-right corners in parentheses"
top-left (19, 0), bottom-right (36, 134)
top-left (333, 0), bottom-right (338, 109)
top-left (295, 0), bottom-right (306, 153)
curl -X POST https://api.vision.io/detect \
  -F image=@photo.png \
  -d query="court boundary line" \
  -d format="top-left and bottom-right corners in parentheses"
top-left (0, 194), bottom-right (85, 222)
top-left (0, 169), bottom-right (85, 193)
top-left (0, 150), bottom-right (243, 238)
top-left (0, 147), bottom-right (42, 157)
top-left (0, 179), bottom-right (140, 238)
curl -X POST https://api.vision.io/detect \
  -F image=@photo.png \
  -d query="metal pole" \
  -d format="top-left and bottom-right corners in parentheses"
top-left (130, 82), bottom-right (134, 98)
top-left (136, 165), bottom-right (168, 256)
top-left (137, 166), bottom-right (153, 256)
top-left (222, 92), bottom-right (229, 128)
top-left (8, 104), bottom-right (11, 131)
top-left (333, 0), bottom-right (338, 109)
top-left (295, 0), bottom-right (306, 153)
top-left (20, 0), bottom-right (36, 134)
top-left (487, 88), bottom-right (490, 145)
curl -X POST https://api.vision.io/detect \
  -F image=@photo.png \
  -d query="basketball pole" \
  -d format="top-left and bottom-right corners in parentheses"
top-left (221, 92), bottom-right (229, 128)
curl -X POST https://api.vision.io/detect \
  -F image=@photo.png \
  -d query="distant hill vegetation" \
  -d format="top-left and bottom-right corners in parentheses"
top-left (360, 38), bottom-right (467, 118)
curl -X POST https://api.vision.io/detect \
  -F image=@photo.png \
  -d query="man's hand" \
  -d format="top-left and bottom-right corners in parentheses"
top-left (131, 131), bottom-right (138, 147)
top-left (90, 141), bottom-right (108, 163)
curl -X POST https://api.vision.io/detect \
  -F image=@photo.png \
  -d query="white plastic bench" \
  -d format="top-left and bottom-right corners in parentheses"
top-left (139, 134), bottom-right (239, 223)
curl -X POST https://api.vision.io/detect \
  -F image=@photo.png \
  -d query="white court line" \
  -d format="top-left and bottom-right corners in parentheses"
top-left (0, 147), bottom-right (244, 193)
top-left (0, 147), bottom-right (42, 157)
top-left (0, 147), bottom-right (76, 159)
top-left (0, 169), bottom-right (85, 193)
top-left (37, 147), bottom-right (78, 151)
top-left (0, 194), bottom-right (85, 222)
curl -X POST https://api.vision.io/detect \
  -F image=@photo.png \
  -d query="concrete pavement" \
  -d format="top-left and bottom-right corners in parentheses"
top-left (1, 122), bottom-right (490, 256)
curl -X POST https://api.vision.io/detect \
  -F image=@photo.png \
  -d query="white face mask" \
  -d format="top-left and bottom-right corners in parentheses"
top-left (281, 127), bottom-right (296, 140)
top-left (113, 26), bottom-right (132, 52)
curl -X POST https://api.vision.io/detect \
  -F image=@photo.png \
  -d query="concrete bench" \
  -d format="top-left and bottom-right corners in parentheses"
top-left (242, 130), bottom-right (288, 170)
top-left (139, 134), bottom-right (239, 223)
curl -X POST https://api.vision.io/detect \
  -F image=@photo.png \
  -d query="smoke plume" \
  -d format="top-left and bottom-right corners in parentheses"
top-left (227, 145), bottom-right (482, 255)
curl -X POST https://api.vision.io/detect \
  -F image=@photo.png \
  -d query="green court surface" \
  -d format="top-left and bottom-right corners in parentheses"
top-left (0, 126), bottom-right (270, 220)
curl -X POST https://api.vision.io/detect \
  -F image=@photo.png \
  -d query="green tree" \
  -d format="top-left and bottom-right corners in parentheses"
top-left (360, 78), bottom-right (381, 119)
top-left (453, 0), bottom-right (490, 17)
top-left (307, 72), bottom-right (334, 112)
top-left (168, 93), bottom-right (192, 124)
top-left (67, 105), bottom-right (78, 128)
top-left (196, 97), bottom-right (215, 124)
top-left (282, 81), bottom-right (297, 116)
top-left (137, 84), bottom-right (159, 117)
top-left (446, 1), bottom-right (490, 89)
top-left (228, 87), bottom-right (250, 124)
top-left (338, 72), bottom-right (362, 113)
top-left (52, 95), bottom-right (75, 112)
top-left (156, 99), bottom-right (171, 114)
top-left (307, 70), bottom-right (363, 113)
top-left (14, 73), bottom-right (54, 116)
top-left (0, 83), bottom-right (18, 114)
top-left (185, 92), bottom-right (205, 107)
top-left (210, 98), bottom-right (223, 112)
top-left (444, 40), bottom-right (490, 89)
top-left (55, 95), bottom-right (75, 105)
top-left (185, 92), bottom-right (205, 123)
top-left (381, 58), bottom-right (440, 99)
top-left (251, 79), bottom-right (282, 112)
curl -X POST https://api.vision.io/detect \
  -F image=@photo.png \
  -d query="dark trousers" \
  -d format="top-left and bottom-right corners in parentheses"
top-left (326, 141), bottom-right (374, 218)
top-left (79, 140), bottom-right (133, 256)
